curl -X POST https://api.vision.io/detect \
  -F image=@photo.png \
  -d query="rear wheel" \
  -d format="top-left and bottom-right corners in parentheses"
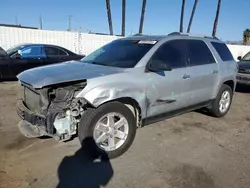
top-left (209, 84), bottom-right (233, 117)
top-left (78, 101), bottom-right (137, 159)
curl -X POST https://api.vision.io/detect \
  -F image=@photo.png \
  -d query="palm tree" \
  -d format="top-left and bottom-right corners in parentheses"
top-left (212, 0), bottom-right (221, 37)
top-left (187, 0), bottom-right (199, 33)
top-left (243, 29), bottom-right (250, 45)
top-left (105, 0), bottom-right (113, 35)
top-left (139, 0), bottom-right (147, 34)
top-left (121, 0), bottom-right (126, 36)
top-left (179, 0), bottom-right (186, 32)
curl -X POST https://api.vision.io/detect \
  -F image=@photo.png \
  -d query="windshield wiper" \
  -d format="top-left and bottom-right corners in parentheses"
top-left (84, 61), bottom-right (109, 66)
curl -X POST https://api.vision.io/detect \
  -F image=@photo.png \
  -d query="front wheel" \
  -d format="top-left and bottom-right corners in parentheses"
top-left (78, 101), bottom-right (137, 159)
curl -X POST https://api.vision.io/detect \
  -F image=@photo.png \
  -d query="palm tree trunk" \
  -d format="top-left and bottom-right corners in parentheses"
top-left (139, 0), bottom-right (147, 34)
top-left (121, 0), bottom-right (126, 36)
top-left (187, 0), bottom-right (198, 33)
top-left (243, 29), bottom-right (250, 45)
top-left (179, 0), bottom-right (186, 32)
top-left (105, 0), bottom-right (113, 35)
top-left (212, 0), bottom-right (221, 37)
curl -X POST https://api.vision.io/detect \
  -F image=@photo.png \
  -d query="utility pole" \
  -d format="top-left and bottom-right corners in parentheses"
top-left (15, 16), bottom-right (18, 25)
top-left (68, 15), bottom-right (72, 31)
top-left (39, 15), bottom-right (43, 30)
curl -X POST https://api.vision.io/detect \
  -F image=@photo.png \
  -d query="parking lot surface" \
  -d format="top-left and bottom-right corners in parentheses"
top-left (0, 81), bottom-right (250, 188)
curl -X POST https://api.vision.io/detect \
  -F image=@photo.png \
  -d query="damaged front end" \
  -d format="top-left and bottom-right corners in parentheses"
top-left (17, 80), bottom-right (88, 141)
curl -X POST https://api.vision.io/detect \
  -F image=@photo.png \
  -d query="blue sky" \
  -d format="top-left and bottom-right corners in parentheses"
top-left (0, 0), bottom-right (249, 41)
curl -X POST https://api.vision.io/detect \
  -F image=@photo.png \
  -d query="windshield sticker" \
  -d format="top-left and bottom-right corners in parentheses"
top-left (138, 40), bottom-right (157, 44)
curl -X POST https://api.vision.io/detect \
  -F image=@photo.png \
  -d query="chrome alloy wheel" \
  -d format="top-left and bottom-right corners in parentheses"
top-left (93, 112), bottom-right (129, 152)
top-left (219, 90), bottom-right (231, 113)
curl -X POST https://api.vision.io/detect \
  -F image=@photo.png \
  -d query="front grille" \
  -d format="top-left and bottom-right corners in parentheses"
top-left (23, 86), bottom-right (41, 113)
top-left (238, 68), bottom-right (250, 74)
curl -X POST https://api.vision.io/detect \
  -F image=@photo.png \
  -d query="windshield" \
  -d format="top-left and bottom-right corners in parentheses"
top-left (81, 39), bottom-right (156, 68)
top-left (0, 47), bottom-right (7, 56)
top-left (242, 51), bottom-right (250, 61)
top-left (6, 45), bottom-right (24, 56)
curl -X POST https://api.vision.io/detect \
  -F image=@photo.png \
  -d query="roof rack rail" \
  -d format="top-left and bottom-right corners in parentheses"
top-left (133, 33), bottom-right (148, 36)
top-left (167, 32), bottom-right (219, 40)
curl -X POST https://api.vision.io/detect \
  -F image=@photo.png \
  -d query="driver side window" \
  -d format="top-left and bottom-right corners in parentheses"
top-left (20, 46), bottom-right (44, 58)
top-left (151, 40), bottom-right (187, 69)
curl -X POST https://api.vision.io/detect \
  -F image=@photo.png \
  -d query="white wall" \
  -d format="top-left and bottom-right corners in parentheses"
top-left (0, 26), bottom-right (250, 60)
top-left (227, 44), bottom-right (250, 60)
top-left (0, 26), bottom-right (121, 55)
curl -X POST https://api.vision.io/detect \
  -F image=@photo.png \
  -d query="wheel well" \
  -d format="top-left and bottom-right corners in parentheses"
top-left (103, 97), bottom-right (142, 128)
top-left (223, 80), bottom-right (235, 92)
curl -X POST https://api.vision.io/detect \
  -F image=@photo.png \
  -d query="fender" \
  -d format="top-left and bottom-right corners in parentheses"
top-left (76, 82), bottom-right (148, 118)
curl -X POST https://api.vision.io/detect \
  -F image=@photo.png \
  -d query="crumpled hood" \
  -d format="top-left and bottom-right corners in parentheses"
top-left (238, 61), bottom-right (250, 69)
top-left (17, 61), bottom-right (123, 88)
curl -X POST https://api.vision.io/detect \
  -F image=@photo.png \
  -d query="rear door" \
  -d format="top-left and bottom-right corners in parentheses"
top-left (186, 39), bottom-right (219, 104)
top-left (43, 46), bottom-right (70, 65)
top-left (11, 45), bottom-right (45, 76)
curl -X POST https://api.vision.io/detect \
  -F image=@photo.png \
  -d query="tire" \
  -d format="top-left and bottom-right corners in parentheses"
top-left (78, 101), bottom-right (137, 159)
top-left (209, 84), bottom-right (233, 118)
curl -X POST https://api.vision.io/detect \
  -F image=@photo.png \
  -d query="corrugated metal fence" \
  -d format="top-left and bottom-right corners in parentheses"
top-left (0, 26), bottom-right (250, 60)
top-left (0, 26), bottom-right (121, 55)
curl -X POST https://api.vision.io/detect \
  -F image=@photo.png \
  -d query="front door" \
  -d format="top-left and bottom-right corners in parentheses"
top-left (146, 39), bottom-right (192, 118)
top-left (185, 39), bottom-right (219, 104)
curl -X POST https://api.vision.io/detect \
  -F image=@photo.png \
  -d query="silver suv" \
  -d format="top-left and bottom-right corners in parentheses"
top-left (16, 32), bottom-right (237, 159)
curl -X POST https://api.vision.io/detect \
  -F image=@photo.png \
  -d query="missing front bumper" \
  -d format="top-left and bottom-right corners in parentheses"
top-left (17, 100), bottom-right (46, 125)
top-left (18, 120), bottom-right (46, 138)
top-left (17, 100), bottom-right (48, 138)
top-left (17, 100), bottom-right (61, 136)
top-left (17, 100), bottom-right (74, 141)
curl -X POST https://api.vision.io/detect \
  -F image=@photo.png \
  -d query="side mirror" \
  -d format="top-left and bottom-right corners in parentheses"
top-left (237, 56), bottom-right (242, 61)
top-left (14, 53), bottom-right (22, 59)
top-left (148, 60), bottom-right (172, 72)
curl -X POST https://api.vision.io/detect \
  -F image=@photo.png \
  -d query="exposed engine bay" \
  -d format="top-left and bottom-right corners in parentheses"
top-left (17, 80), bottom-right (88, 141)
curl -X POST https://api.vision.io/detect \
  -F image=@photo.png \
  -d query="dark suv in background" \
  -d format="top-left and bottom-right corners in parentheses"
top-left (236, 51), bottom-right (250, 85)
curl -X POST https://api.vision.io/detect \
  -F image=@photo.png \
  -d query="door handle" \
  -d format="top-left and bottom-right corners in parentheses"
top-left (213, 70), bottom-right (218, 74)
top-left (183, 74), bottom-right (190, 79)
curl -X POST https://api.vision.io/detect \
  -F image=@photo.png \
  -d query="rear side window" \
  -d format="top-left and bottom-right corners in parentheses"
top-left (187, 40), bottom-right (216, 66)
top-left (211, 42), bottom-right (234, 61)
top-left (45, 47), bottom-right (68, 56)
